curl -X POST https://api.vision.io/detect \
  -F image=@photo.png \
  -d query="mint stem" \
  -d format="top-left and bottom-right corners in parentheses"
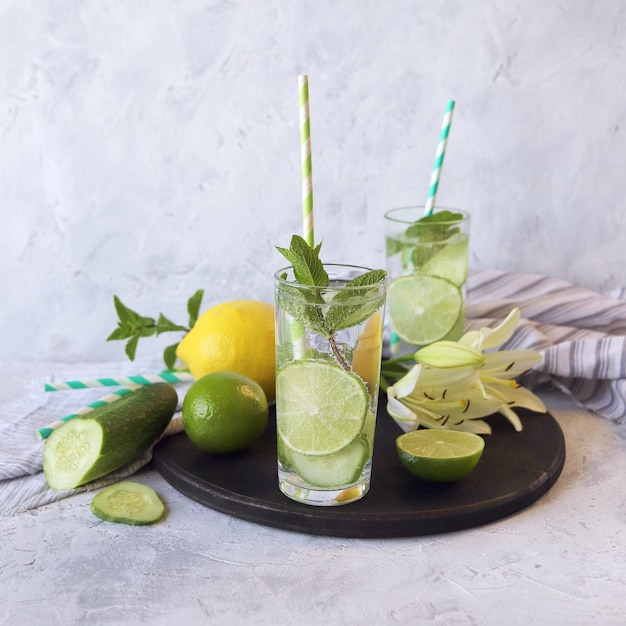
top-left (314, 306), bottom-right (350, 371)
top-left (328, 333), bottom-right (350, 371)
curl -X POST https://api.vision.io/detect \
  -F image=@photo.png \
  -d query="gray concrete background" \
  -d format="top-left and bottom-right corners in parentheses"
top-left (2, 0), bottom-right (625, 363)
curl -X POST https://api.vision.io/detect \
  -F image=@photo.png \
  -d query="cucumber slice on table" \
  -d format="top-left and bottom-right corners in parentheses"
top-left (91, 481), bottom-right (165, 525)
top-left (43, 383), bottom-right (178, 491)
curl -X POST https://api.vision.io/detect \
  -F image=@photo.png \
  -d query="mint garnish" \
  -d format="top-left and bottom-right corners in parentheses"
top-left (107, 290), bottom-right (204, 370)
top-left (405, 210), bottom-right (463, 241)
top-left (276, 235), bottom-right (386, 369)
top-left (403, 210), bottom-right (464, 270)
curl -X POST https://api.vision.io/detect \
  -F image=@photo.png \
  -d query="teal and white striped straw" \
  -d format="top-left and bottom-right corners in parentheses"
top-left (37, 386), bottom-right (141, 439)
top-left (389, 330), bottom-right (401, 356)
top-left (44, 371), bottom-right (193, 392)
top-left (423, 99), bottom-right (456, 217)
top-left (298, 74), bottom-right (315, 247)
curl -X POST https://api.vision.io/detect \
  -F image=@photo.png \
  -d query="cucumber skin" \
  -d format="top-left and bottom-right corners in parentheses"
top-left (43, 383), bottom-right (178, 490)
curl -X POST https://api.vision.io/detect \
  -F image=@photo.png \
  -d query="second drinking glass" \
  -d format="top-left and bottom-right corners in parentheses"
top-left (384, 206), bottom-right (470, 357)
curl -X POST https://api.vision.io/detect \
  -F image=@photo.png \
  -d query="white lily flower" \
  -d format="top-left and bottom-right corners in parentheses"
top-left (460, 307), bottom-right (520, 351)
top-left (386, 308), bottom-right (546, 434)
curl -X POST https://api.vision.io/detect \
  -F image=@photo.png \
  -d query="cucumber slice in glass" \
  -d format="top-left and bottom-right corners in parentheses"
top-left (91, 481), bottom-right (165, 525)
top-left (288, 437), bottom-right (369, 488)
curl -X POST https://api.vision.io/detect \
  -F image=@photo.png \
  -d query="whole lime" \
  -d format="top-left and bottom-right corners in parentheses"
top-left (182, 371), bottom-right (269, 453)
top-left (396, 429), bottom-right (485, 482)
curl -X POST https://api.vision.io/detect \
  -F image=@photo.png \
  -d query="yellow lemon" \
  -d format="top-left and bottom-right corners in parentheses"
top-left (176, 300), bottom-right (276, 401)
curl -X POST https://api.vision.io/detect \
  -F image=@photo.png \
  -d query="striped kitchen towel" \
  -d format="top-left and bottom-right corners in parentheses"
top-left (465, 268), bottom-right (626, 424)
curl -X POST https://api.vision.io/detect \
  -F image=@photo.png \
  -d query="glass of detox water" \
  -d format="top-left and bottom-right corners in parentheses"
top-left (383, 206), bottom-right (470, 357)
top-left (273, 264), bottom-right (386, 506)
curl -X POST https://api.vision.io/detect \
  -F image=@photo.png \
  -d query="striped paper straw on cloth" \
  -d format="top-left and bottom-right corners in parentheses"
top-left (37, 386), bottom-right (141, 439)
top-left (44, 371), bottom-right (194, 392)
top-left (465, 268), bottom-right (626, 424)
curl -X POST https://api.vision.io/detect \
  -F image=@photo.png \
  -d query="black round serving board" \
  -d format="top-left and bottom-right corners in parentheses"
top-left (152, 395), bottom-right (565, 538)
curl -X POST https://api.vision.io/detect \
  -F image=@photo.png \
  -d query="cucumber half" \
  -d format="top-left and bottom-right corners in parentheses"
top-left (91, 481), bottom-right (165, 525)
top-left (43, 383), bottom-right (178, 490)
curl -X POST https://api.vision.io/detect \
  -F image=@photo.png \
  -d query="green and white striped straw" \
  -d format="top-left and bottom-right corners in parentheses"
top-left (44, 371), bottom-right (193, 392)
top-left (37, 385), bottom-right (141, 439)
top-left (298, 74), bottom-right (315, 246)
top-left (424, 99), bottom-right (456, 217)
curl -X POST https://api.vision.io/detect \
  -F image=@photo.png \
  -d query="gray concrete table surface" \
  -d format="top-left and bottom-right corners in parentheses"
top-left (1, 362), bottom-right (625, 625)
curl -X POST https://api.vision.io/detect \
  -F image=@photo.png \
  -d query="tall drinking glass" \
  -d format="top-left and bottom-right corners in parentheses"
top-left (384, 207), bottom-right (470, 357)
top-left (274, 264), bottom-right (386, 506)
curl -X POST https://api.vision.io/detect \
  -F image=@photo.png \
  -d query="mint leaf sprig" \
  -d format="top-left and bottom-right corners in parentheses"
top-left (405, 209), bottom-right (464, 240)
top-left (276, 235), bottom-right (386, 370)
top-left (107, 290), bottom-right (204, 370)
top-left (405, 209), bottom-right (464, 270)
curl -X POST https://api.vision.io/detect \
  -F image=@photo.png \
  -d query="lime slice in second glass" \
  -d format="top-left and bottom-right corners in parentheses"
top-left (387, 274), bottom-right (463, 345)
top-left (276, 360), bottom-right (368, 456)
top-left (420, 234), bottom-right (469, 287)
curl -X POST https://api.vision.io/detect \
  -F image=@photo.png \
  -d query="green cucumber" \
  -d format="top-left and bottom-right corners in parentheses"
top-left (289, 436), bottom-right (369, 488)
top-left (43, 383), bottom-right (178, 491)
top-left (91, 481), bottom-right (165, 525)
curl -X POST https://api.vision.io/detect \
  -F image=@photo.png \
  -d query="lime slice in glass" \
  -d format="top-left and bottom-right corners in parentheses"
top-left (396, 429), bottom-right (485, 482)
top-left (276, 360), bottom-right (368, 456)
top-left (420, 234), bottom-right (469, 287)
top-left (387, 274), bottom-right (463, 345)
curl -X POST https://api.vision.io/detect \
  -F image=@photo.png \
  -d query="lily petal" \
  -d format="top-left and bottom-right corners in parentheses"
top-left (496, 404), bottom-right (524, 432)
top-left (468, 307), bottom-right (520, 351)
top-left (413, 366), bottom-right (477, 391)
top-left (452, 419), bottom-right (492, 435)
top-left (459, 329), bottom-right (482, 349)
top-left (386, 395), bottom-right (419, 432)
top-left (388, 363), bottom-right (423, 399)
top-left (415, 341), bottom-right (485, 369)
top-left (387, 393), bottom-right (416, 419)
top-left (482, 350), bottom-right (543, 378)
top-left (497, 384), bottom-right (547, 413)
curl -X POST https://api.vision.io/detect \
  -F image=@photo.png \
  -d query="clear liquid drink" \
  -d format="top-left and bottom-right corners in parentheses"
top-left (384, 207), bottom-right (470, 357)
top-left (274, 264), bottom-right (386, 506)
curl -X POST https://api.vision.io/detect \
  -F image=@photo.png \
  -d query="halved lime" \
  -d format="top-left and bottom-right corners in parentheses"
top-left (276, 360), bottom-right (368, 456)
top-left (396, 429), bottom-right (485, 482)
top-left (387, 274), bottom-right (462, 345)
